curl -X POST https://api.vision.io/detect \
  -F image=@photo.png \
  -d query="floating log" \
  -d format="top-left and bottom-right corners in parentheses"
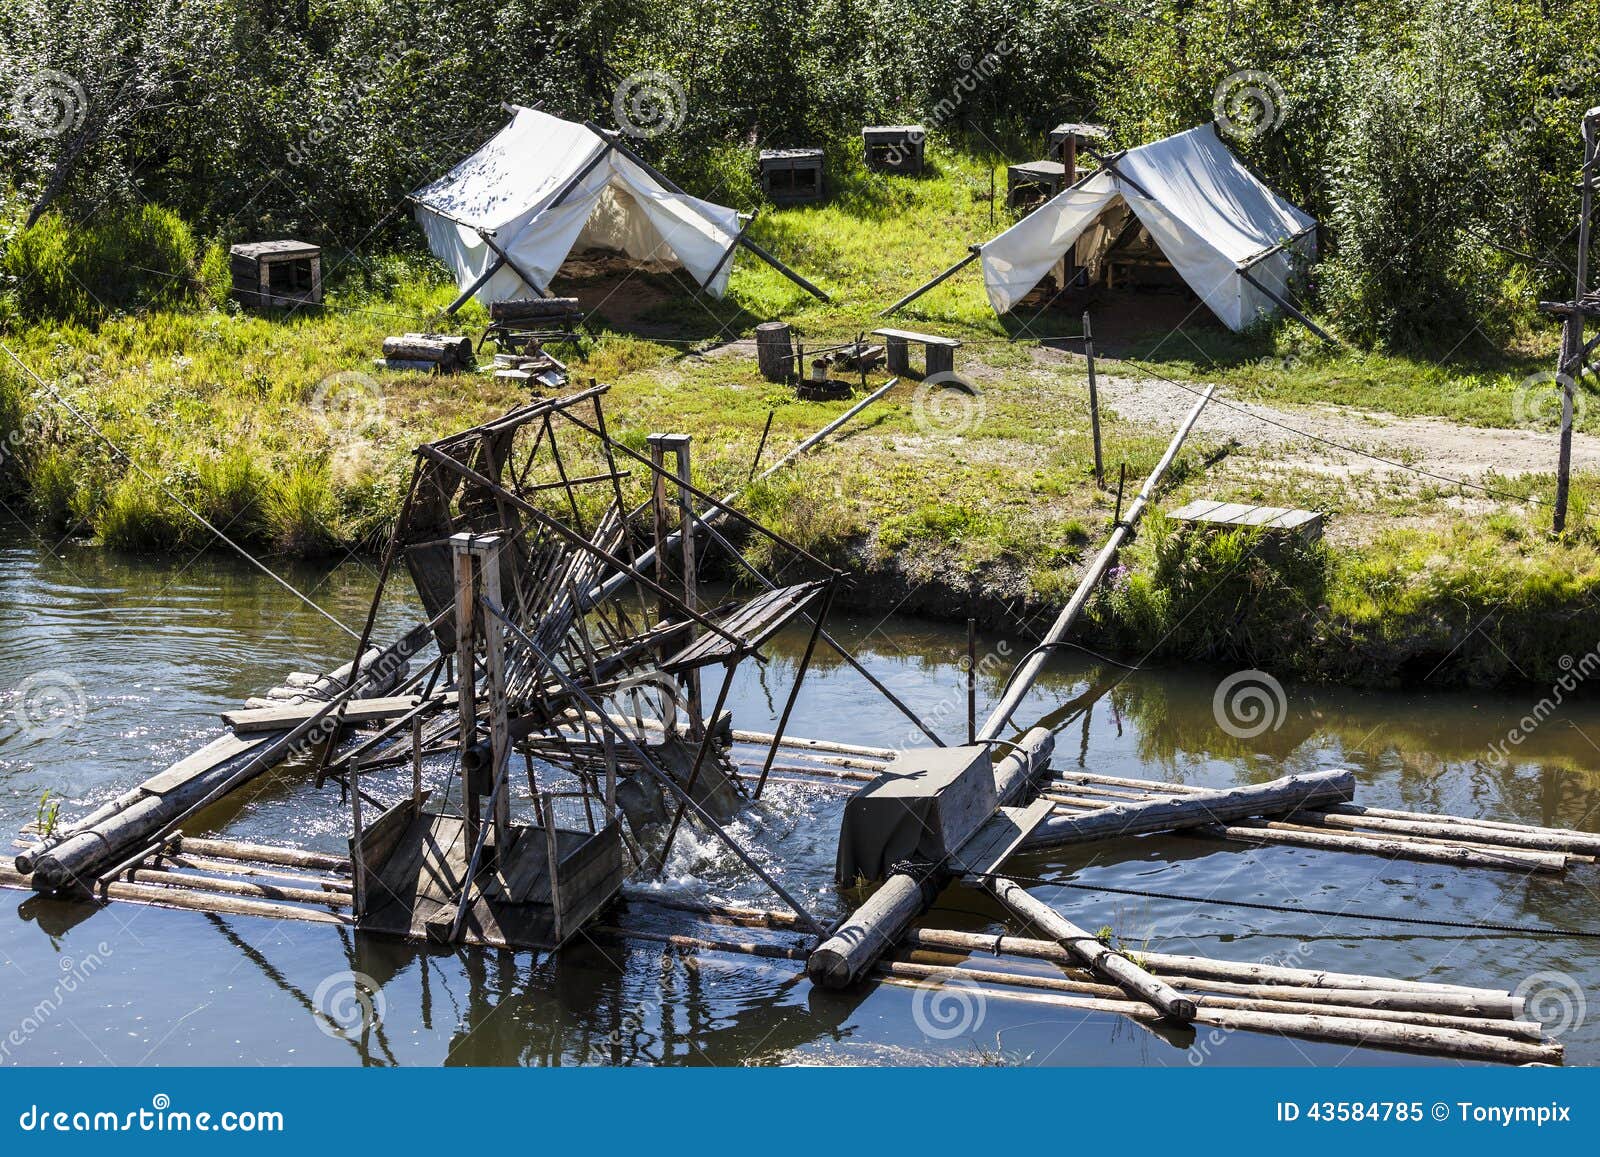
top-left (1300, 806), bottom-right (1600, 857)
top-left (901, 927), bottom-right (1517, 999)
top-left (1020, 769), bottom-right (1355, 850)
top-left (126, 867), bottom-right (352, 908)
top-left (627, 893), bottom-right (815, 931)
top-left (873, 972), bottom-right (1560, 1065)
top-left (176, 837), bottom-right (352, 873)
top-left (881, 960), bottom-right (1542, 1039)
top-left (808, 730), bottom-right (1054, 989)
top-left (592, 925), bottom-right (809, 961)
top-left (1194, 818), bottom-right (1570, 872)
top-left (982, 873), bottom-right (1196, 1021)
top-left (1050, 771), bottom-right (1600, 854)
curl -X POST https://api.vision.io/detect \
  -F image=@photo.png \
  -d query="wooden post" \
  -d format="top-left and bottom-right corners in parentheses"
top-left (1084, 311), bottom-right (1104, 488)
top-left (884, 334), bottom-right (910, 375)
top-left (450, 534), bottom-right (482, 855)
top-left (472, 535), bottom-right (512, 848)
top-left (966, 618), bottom-right (977, 745)
top-left (649, 434), bottom-right (699, 733)
top-left (1554, 110), bottom-right (1597, 533)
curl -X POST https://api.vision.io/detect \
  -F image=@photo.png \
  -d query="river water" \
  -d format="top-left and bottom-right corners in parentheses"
top-left (2, 520), bottom-right (1598, 1067)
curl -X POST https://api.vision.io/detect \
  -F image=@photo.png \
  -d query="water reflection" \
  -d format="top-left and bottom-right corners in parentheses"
top-left (2, 528), bottom-right (1598, 1065)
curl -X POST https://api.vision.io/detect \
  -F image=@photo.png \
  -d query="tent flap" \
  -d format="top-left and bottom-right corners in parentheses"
top-left (412, 108), bottom-right (742, 302)
top-left (977, 126), bottom-right (1316, 331)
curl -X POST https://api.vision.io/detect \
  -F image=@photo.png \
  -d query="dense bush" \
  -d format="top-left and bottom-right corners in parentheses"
top-left (3, 0), bottom-right (1600, 347)
top-left (3, 205), bottom-right (209, 322)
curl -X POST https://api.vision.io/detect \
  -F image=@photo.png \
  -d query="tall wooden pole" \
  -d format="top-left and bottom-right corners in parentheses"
top-left (976, 384), bottom-right (1216, 743)
top-left (1554, 110), bottom-right (1598, 533)
top-left (1084, 311), bottom-right (1104, 489)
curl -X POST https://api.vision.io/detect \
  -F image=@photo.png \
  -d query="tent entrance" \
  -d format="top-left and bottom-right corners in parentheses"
top-left (1018, 195), bottom-right (1199, 315)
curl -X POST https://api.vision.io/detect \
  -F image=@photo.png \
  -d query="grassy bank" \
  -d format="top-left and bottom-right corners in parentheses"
top-left (2, 140), bottom-right (1597, 690)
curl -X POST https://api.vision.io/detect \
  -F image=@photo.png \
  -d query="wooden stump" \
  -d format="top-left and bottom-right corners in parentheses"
top-left (925, 343), bottom-right (955, 378)
top-left (883, 335), bottom-right (910, 375)
top-left (756, 322), bottom-right (794, 381)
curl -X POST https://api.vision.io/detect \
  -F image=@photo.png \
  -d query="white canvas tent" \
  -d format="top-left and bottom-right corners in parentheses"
top-left (412, 106), bottom-right (826, 310)
top-left (886, 125), bottom-right (1319, 334)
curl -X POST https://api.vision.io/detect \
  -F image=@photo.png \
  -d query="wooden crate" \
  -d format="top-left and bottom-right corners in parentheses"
top-left (759, 148), bottom-right (826, 204)
top-left (863, 125), bottom-right (926, 174)
top-left (1007, 160), bottom-right (1068, 212)
top-left (230, 240), bottom-right (322, 310)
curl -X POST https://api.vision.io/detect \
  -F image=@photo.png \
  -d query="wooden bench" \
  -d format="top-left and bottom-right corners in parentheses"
top-left (1168, 500), bottom-right (1325, 542)
top-left (870, 327), bottom-right (961, 378)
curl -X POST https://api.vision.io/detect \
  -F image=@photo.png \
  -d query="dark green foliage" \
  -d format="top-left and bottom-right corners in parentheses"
top-left (4, 205), bottom-right (202, 322)
top-left (3, 0), bottom-right (1600, 350)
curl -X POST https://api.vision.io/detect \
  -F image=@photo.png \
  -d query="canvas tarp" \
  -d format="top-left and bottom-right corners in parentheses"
top-left (978, 126), bottom-right (1316, 330)
top-left (412, 107), bottom-right (743, 302)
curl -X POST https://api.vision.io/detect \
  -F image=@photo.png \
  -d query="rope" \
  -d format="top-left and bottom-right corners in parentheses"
top-left (967, 868), bottom-right (1600, 939)
top-left (0, 341), bottom-right (360, 639)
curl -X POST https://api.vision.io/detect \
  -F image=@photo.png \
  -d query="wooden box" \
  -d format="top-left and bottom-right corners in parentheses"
top-left (230, 240), bottom-right (322, 310)
top-left (1046, 122), bottom-right (1108, 184)
top-left (836, 744), bottom-right (996, 881)
top-left (759, 148), bottom-right (826, 204)
top-left (863, 126), bottom-right (926, 175)
top-left (1007, 160), bottom-right (1068, 212)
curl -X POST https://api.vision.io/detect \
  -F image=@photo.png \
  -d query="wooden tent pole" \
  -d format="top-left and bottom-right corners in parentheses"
top-left (1236, 266), bottom-right (1338, 345)
top-left (879, 248), bottom-right (981, 318)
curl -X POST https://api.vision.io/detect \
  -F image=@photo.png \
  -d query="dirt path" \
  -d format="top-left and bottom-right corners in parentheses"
top-left (1095, 373), bottom-right (1600, 480)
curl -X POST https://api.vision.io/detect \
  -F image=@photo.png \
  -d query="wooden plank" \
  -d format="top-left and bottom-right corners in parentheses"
top-left (144, 732), bottom-right (273, 794)
top-left (223, 693), bottom-right (453, 734)
top-left (951, 798), bottom-right (1054, 874)
top-left (870, 327), bottom-right (962, 347)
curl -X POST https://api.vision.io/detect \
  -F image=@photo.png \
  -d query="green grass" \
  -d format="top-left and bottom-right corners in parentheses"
top-left (0, 137), bottom-right (1594, 687)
